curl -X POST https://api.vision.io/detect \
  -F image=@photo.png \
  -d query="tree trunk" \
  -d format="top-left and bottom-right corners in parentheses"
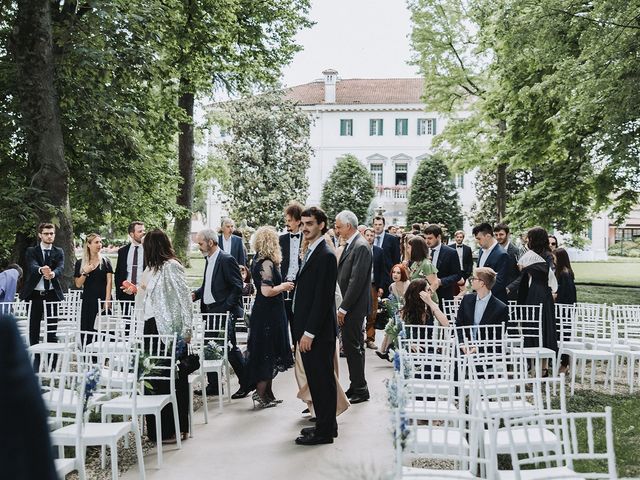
top-left (12, 0), bottom-right (75, 289)
top-left (496, 162), bottom-right (507, 222)
top-left (173, 81), bottom-right (195, 267)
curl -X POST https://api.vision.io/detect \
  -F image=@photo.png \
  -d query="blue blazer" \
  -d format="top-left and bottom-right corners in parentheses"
top-left (378, 232), bottom-right (401, 292)
top-left (434, 244), bottom-right (462, 301)
top-left (477, 244), bottom-right (511, 303)
top-left (218, 234), bottom-right (246, 266)
top-left (455, 293), bottom-right (509, 343)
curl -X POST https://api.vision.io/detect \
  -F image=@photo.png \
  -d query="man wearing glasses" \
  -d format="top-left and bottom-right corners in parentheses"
top-left (20, 223), bottom-right (65, 347)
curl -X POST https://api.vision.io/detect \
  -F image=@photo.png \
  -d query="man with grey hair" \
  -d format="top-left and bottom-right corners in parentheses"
top-left (335, 210), bottom-right (372, 404)
top-left (192, 228), bottom-right (249, 399)
top-left (218, 218), bottom-right (246, 266)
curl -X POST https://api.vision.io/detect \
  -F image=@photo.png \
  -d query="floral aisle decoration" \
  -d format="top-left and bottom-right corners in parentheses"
top-left (80, 366), bottom-right (101, 413)
top-left (137, 351), bottom-right (156, 391)
top-left (385, 374), bottom-right (409, 450)
top-left (203, 340), bottom-right (224, 360)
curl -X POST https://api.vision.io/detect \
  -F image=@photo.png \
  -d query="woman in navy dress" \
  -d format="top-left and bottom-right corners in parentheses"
top-left (245, 226), bottom-right (295, 408)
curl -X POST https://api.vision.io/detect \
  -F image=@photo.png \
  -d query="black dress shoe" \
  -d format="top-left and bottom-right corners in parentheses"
top-left (348, 393), bottom-right (370, 404)
top-left (344, 388), bottom-right (353, 398)
top-left (301, 408), bottom-right (310, 414)
top-left (300, 426), bottom-right (338, 438)
top-left (231, 388), bottom-right (250, 399)
top-left (375, 351), bottom-right (389, 361)
top-left (295, 432), bottom-right (334, 445)
top-left (308, 417), bottom-right (316, 422)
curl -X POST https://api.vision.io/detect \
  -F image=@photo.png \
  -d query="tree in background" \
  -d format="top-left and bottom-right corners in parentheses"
top-left (217, 91), bottom-right (311, 227)
top-left (321, 154), bottom-right (375, 224)
top-left (406, 155), bottom-right (463, 232)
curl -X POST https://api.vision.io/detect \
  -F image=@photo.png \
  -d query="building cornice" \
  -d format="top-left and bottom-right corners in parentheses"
top-left (299, 103), bottom-right (429, 113)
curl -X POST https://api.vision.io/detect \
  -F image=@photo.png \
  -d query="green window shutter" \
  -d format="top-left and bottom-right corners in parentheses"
top-left (432, 118), bottom-right (437, 135)
top-left (370, 119), bottom-right (375, 136)
top-left (379, 119), bottom-right (383, 135)
top-left (402, 119), bottom-right (408, 135)
top-left (395, 119), bottom-right (400, 135)
top-left (417, 119), bottom-right (422, 135)
top-left (340, 120), bottom-right (345, 136)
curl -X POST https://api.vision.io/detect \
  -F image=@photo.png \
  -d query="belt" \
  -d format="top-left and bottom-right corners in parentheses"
top-left (37, 290), bottom-right (53, 296)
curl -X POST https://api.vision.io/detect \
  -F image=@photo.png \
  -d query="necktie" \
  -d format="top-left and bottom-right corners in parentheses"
top-left (131, 245), bottom-right (139, 284)
top-left (292, 249), bottom-right (311, 313)
top-left (301, 249), bottom-right (311, 269)
top-left (43, 250), bottom-right (51, 291)
top-left (375, 236), bottom-right (382, 247)
top-left (290, 233), bottom-right (300, 239)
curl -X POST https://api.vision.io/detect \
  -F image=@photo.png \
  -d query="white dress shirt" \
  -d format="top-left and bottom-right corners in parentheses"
top-left (455, 243), bottom-right (464, 270)
top-left (478, 240), bottom-right (499, 268)
top-left (286, 232), bottom-right (301, 280)
top-left (431, 243), bottom-right (441, 268)
top-left (126, 240), bottom-right (144, 282)
top-left (203, 249), bottom-right (221, 305)
top-left (473, 291), bottom-right (492, 340)
top-left (35, 242), bottom-right (54, 291)
top-left (222, 235), bottom-right (232, 254)
top-left (374, 233), bottom-right (384, 248)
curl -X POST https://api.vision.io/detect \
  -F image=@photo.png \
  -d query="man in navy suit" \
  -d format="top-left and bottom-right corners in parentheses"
top-left (423, 224), bottom-right (462, 304)
top-left (494, 223), bottom-right (521, 300)
top-left (218, 218), bottom-right (246, 266)
top-left (114, 220), bottom-right (145, 301)
top-left (20, 223), bottom-right (65, 346)
top-left (372, 216), bottom-right (400, 295)
top-left (363, 227), bottom-right (385, 350)
top-left (279, 202), bottom-right (304, 332)
top-left (449, 230), bottom-right (473, 295)
top-left (193, 229), bottom-right (248, 398)
top-left (473, 223), bottom-right (511, 303)
top-left (456, 267), bottom-right (509, 348)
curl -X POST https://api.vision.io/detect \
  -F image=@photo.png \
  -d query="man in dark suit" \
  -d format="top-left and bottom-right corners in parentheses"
top-left (279, 202), bottom-right (304, 332)
top-left (372, 215), bottom-right (401, 295)
top-left (473, 222), bottom-right (511, 304)
top-left (219, 218), bottom-right (246, 266)
top-left (494, 223), bottom-right (521, 300)
top-left (293, 207), bottom-right (338, 445)
top-left (20, 223), bottom-right (65, 346)
top-left (363, 227), bottom-right (384, 349)
top-left (449, 229), bottom-right (473, 295)
top-left (456, 267), bottom-right (509, 349)
top-left (423, 224), bottom-right (462, 304)
top-left (114, 221), bottom-right (145, 301)
top-left (335, 210), bottom-right (373, 404)
top-left (193, 229), bottom-right (248, 399)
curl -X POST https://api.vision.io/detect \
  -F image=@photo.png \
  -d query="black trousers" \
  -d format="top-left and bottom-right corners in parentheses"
top-left (341, 311), bottom-right (368, 394)
top-left (301, 340), bottom-right (337, 438)
top-left (28, 290), bottom-right (59, 346)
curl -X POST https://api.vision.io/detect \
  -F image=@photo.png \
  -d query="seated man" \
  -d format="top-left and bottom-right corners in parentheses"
top-left (456, 267), bottom-right (509, 352)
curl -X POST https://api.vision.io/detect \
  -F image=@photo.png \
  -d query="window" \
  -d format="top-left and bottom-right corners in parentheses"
top-left (395, 163), bottom-right (408, 186)
top-left (369, 119), bottom-right (384, 136)
top-left (395, 118), bottom-right (408, 136)
top-left (370, 163), bottom-right (383, 186)
top-left (417, 118), bottom-right (437, 136)
top-left (454, 174), bottom-right (464, 188)
top-left (340, 119), bottom-right (353, 136)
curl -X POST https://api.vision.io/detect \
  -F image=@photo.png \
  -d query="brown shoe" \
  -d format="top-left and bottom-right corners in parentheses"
top-left (366, 341), bottom-right (378, 350)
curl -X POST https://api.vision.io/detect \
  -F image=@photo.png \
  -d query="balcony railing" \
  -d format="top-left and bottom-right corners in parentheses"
top-left (376, 185), bottom-right (408, 199)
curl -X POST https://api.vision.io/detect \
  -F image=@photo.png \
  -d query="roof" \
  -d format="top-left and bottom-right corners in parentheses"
top-left (284, 78), bottom-right (425, 106)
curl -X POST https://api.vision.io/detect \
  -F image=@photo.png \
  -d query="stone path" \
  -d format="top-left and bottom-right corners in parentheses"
top-left (122, 333), bottom-right (395, 480)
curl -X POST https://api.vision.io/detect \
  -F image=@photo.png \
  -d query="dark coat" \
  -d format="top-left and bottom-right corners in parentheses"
top-left (20, 246), bottom-right (64, 301)
top-left (337, 234), bottom-right (373, 318)
top-left (114, 243), bottom-right (146, 300)
top-left (556, 270), bottom-right (577, 305)
top-left (378, 232), bottom-right (401, 293)
top-left (504, 242), bottom-right (521, 299)
top-left (449, 243), bottom-right (473, 280)
top-left (194, 249), bottom-right (244, 318)
top-left (434, 244), bottom-right (462, 301)
top-left (456, 292), bottom-right (509, 344)
top-left (372, 244), bottom-right (384, 291)
top-left (477, 244), bottom-right (511, 304)
top-left (279, 232), bottom-right (303, 280)
top-left (218, 234), bottom-right (247, 266)
top-left (517, 259), bottom-right (557, 352)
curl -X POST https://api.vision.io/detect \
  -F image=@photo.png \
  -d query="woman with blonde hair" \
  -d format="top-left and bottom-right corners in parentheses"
top-left (245, 226), bottom-right (295, 408)
top-left (74, 233), bottom-right (113, 332)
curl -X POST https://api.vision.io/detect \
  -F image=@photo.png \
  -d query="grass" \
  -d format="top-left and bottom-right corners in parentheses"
top-left (577, 285), bottom-right (640, 305)
top-left (573, 261), bottom-right (640, 287)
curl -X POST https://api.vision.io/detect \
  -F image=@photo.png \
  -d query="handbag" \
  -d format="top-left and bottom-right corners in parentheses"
top-left (177, 352), bottom-right (200, 376)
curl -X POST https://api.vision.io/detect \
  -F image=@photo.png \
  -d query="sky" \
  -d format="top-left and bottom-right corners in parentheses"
top-left (280, 0), bottom-right (418, 87)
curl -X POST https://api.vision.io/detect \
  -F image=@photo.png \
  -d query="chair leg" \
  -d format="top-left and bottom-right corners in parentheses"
top-left (110, 441), bottom-right (118, 480)
top-left (590, 359), bottom-right (597, 389)
top-left (134, 425), bottom-right (146, 480)
top-left (218, 369), bottom-right (223, 411)
top-left (226, 363), bottom-right (231, 402)
top-left (78, 444), bottom-right (87, 480)
top-left (571, 355), bottom-right (577, 396)
top-left (202, 372), bottom-right (209, 424)
top-left (188, 384), bottom-right (194, 438)
top-left (172, 399), bottom-right (182, 449)
top-left (610, 358), bottom-right (615, 394)
top-left (156, 414), bottom-right (163, 467)
top-left (124, 415), bottom-right (130, 449)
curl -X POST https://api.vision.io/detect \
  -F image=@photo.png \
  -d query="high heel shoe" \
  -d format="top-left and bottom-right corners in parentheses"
top-left (375, 350), bottom-right (389, 361)
top-left (252, 392), bottom-right (277, 409)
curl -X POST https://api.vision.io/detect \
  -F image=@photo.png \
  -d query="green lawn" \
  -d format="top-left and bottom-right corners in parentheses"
top-left (577, 285), bottom-right (640, 305)
top-left (573, 261), bottom-right (640, 287)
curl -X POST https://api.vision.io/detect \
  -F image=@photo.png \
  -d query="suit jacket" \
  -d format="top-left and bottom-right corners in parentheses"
top-left (504, 243), bottom-right (521, 299)
top-left (456, 293), bottom-right (509, 343)
top-left (337, 234), bottom-right (373, 318)
top-left (114, 243), bottom-right (146, 299)
top-left (449, 243), bottom-right (473, 280)
top-left (377, 232), bottom-right (401, 293)
top-left (279, 232), bottom-right (303, 280)
top-left (433, 244), bottom-right (462, 301)
top-left (477, 244), bottom-right (510, 303)
top-left (194, 250), bottom-right (243, 318)
top-left (292, 239), bottom-right (338, 343)
top-left (20, 245), bottom-right (64, 301)
top-left (372, 244), bottom-right (384, 291)
top-left (218, 234), bottom-right (246, 266)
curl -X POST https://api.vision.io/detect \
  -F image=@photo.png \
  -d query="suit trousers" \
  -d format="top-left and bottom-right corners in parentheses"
top-left (283, 298), bottom-right (294, 345)
top-left (365, 285), bottom-right (378, 342)
top-left (341, 310), bottom-right (368, 393)
top-left (203, 303), bottom-right (246, 390)
top-left (29, 290), bottom-right (60, 346)
top-left (300, 340), bottom-right (337, 438)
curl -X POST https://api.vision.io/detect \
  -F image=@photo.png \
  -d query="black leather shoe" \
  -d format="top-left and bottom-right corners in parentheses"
top-left (295, 432), bottom-right (334, 445)
top-left (300, 426), bottom-right (338, 438)
top-left (348, 393), bottom-right (370, 404)
top-left (375, 351), bottom-right (389, 361)
top-left (231, 388), bottom-right (250, 399)
top-left (344, 388), bottom-right (353, 398)
top-left (301, 408), bottom-right (310, 414)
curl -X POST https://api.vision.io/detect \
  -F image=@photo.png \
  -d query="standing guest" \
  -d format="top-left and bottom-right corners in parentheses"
top-left (407, 236), bottom-right (439, 299)
top-left (219, 218), bottom-right (247, 266)
top-left (375, 264), bottom-right (410, 360)
top-left (423, 224), bottom-right (462, 304)
top-left (192, 229), bottom-right (249, 399)
top-left (449, 230), bottom-right (473, 295)
top-left (114, 221), bottom-right (145, 302)
top-left (373, 216), bottom-right (401, 295)
top-left (411, 223), bottom-right (422, 235)
top-left (74, 234), bottom-right (113, 332)
top-left (335, 210), bottom-right (372, 404)
top-left (548, 235), bottom-right (559, 252)
top-left (135, 229), bottom-right (192, 443)
top-left (240, 265), bottom-right (255, 296)
top-left (517, 226), bottom-right (558, 372)
top-left (293, 207), bottom-right (339, 445)
top-left (245, 227), bottom-right (295, 408)
top-left (494, 223), bottom-right (521, 300)
top-left (279, 202), bottom-right (303, 332)
top-left (363, 227), bottom-right (384, 350)
top-left (20, 223), bottom-right (65, 347)
top-left (0, 264), bottom-right (23, 303)
top-left (388, 225), bottom-right (398, 236)
top-left (554, 248), bottom-right (577, 305)
top-left (473, 223), bottom-right (510, 303)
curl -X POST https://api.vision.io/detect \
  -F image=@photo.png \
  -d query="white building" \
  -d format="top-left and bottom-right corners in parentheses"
top-left (284, 69), bottom-right (474, 228)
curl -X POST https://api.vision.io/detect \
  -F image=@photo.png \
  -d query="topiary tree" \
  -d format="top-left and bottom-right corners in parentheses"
top-left (407, 155), bottom-right (463, 232)
top-left (320, 154), bottom-right (375, 224)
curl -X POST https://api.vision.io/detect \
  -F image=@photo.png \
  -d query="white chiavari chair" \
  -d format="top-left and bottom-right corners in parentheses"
top-left (506, 304), bottom-right (555, 378)
top-left (201, 312), bottom-right (231, 410)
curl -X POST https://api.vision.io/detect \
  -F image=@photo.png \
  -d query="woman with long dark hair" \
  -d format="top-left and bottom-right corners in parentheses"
top-left (554, 248), bottom-right (577, 305)
top-left (402, 279), bottom-right (448, 327)
top-left (407, 236), bottom-right (439, 303)
top-left (136, 228), bottom-right (192, 443)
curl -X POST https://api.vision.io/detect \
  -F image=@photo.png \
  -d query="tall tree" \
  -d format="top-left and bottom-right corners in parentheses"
top-left (406, 155), bottom-right (463, 231)
top-left (217, 91), bottom-right (311, 227)
top-left (320, 155), bottom-right (375, 224)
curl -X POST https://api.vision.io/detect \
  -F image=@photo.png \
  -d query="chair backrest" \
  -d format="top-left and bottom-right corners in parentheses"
top-left (201, 313), bottom-right (229, 354)
top-left (507, 304), bottom-right (544, 346)
top-left (574, 303), bottom-right (614, 349)
top-left (96, 299), bottom-right (138, 340)
top-left (442, 297), bottom-right (461, 325)
top-left (42, 300), bottom-right (80, 344)
top-left (141, 333), bottom-right (177, 392)
top-left (0, 301), bottom-right (31, 344)
top-left (242, 295), bottom-right (255, 317)
top-left (555, 302), bottom-right (577, 345)
top-left (612, 304), bottom-right (640, 347)
top-left (398, 325), bottom-right (456, 382)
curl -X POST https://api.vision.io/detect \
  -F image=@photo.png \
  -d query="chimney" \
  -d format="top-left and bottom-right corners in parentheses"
top-left (322, 68), bottom-right (338, 103)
